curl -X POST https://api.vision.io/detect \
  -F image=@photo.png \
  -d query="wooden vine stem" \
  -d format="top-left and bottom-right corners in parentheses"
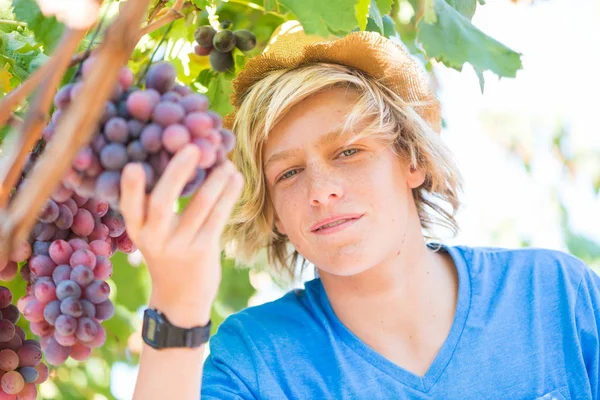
top-left (0, 0), bottom-right (153, 262)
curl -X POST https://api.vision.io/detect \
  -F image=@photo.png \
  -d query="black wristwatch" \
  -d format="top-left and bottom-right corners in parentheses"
top-left (142, 308), bottom-right (212, 350)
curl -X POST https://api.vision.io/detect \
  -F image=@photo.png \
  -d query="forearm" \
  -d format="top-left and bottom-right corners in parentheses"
top-left (133, 300), bottom-right (212, 400)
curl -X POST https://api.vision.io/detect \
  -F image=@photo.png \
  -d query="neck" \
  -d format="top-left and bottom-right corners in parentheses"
top-left (317, 229), bottom-right (457, 336)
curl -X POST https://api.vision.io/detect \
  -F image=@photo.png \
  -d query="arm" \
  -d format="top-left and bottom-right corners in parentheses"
top-left (117, 146), bottom-right (244, 400)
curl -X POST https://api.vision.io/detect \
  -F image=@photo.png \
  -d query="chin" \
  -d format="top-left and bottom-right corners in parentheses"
top-left (311, 247), bottom-right (377, 277)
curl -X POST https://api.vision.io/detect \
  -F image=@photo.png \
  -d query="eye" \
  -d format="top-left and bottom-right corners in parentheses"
top-left (338, 148), bottom-right (359, 158)
top-left (277, 169), bottom-right (299, 182)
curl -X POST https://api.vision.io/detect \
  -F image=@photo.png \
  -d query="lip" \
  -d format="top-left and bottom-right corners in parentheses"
top-left (310, 214), bottom-right (364, 232)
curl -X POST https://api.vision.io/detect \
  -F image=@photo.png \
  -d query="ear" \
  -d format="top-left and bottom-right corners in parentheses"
top-left (406, 164), bottom-right (426, 189)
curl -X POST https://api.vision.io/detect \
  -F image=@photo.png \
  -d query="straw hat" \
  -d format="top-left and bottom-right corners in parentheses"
top-left (224, 20), bottom-right (441, 133)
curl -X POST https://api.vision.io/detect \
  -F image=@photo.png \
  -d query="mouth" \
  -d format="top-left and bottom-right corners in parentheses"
top-left (311, 214), bottom-right (363, 233)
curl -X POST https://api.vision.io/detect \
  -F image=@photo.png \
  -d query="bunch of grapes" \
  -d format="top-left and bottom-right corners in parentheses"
top-left (50, 60), bottom-right (234, 208)
top-left (194, 23), bottom-right (256, 72)
top-left (0, 286), bottom-right (48, 399)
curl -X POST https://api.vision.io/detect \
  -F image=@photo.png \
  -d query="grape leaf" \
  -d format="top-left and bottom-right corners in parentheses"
top-left (445, 0), bottom-right (478, 19)
top-left (0, 30), bottom-right (48, 81)
top-left (375, 0), bottom-right (394, 15)
top-left (11, 0), bottom-right (64, 52)
top-left (417, 0), bottom-right (522, 78)
top-left (368, 0), bottom-right (384, 33)
top-left (355, 0), bottom-right (370, 31)
top-left (206, 73), bottom-right (235, 117)
top-left (278, 0), bottom-right (360, 36)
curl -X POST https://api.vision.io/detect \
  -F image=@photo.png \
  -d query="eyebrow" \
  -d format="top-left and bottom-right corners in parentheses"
top-left (264, 129), bottom-right (345, 170)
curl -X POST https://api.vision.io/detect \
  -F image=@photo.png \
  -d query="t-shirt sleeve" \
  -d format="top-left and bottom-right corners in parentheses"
top-left (575, 262), bottom-right (600, 399)
top-left (201, 316), bottom-right (258, 399)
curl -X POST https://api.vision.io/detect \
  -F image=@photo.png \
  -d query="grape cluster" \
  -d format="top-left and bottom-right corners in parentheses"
top-left (50, 60), bottom-right (234, 208)
top-left (194, 24), bottom-right (256, 72)
top-left (0, 286), bottom-right (48, 399)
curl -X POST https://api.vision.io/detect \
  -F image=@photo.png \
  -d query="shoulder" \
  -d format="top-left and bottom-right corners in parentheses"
top-left (208, 279), bottom-right (321, 350)
top-left (451, 243), bottom-right (587, 278)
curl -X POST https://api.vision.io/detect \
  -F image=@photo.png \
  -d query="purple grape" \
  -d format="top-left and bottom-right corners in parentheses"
top-left (127, 119), bottom-right (145, 138)
top-left (95, 300), bottom-right (114, 321)
top-left (52, 265), bottom-right (72, 284)
top-left (28, 255), bottom-right (56, 278)
top-left (18, 366), bottom-right (39, 383)
top-left (96, 171), bottom-right (121, 204)
top-left (88, 221), bottom-right (109, 242)
top-left (180, 94), bottom-right (209, 113)
top-left (54, 84), bottom-right (73, 109)
top-left (101, 210), bottom-right (126, 238)
top-left (104, 117), bottom-right (129, 143)
top-left (100, 101), bottom-right (118, 125)
top-left (220, 128), bottom-right (235, 152)
top-left (33, 242), bottom-right (51, 256)
top-left (31, 223), bottom-right (56, 242)
top-left (43, 300), bottom-right (61, 325)
top-left (48, 240), bottom-right (74, 265)
top-left (54, 314), bottom-right (77, 336)
top-left (33, 280), bottom-right (56, 303)
top-left (69, 249), bottom-right (96, 269)
top-left (75, 317), bottom-right (98, 342)
top-left (44, 337), bottom-right (71, 366)
top-left (173, 84), bottom-right (193, 97)
top-left (38, 200), bottom-right (59, 223)
top-left (161, 91), bottom-right (182, 102)
top-left (84, 280), bottom-right (110, 304)
top-left (83, 199), bottom-right (109, 218)
top-left (56, 280), bottom-right (82, 301)
top-left (141, 163), bottom-right (156, 192)
top-left (70, 265), bottom-right (94, 287)
top-left (93, 256), bottom-right (113, 280)
top-left (54, 204), bottom-right (74, 230)
top-left (72, 209), bottom-right (95, 237)
top-left (73, 146), bottom-right (93, 171)
top-left (80, 299), bottom-right (96, 318)
top-left (91, 134), bottom-right (107, 153)
top-left (162, 124), bottom-right (191, 153)
top-left (126, 91), bottom-right (156, 121)
top-left (152, 101), bottom-right (185, 126)
top-left (145, 62), bottom-right (176, 93)
top-left (192, 137), bottom-right (217, 169)
top-left (181, 168), bottom-right (207, 197)
top-left (99, 143), bottom-right (128, 170)
top-left (59, 297), bottom-right (83, 318)
top-left (149, 150), bottom-right (170, 175)
top-left (127, 140), bottom-right (147, 161)
top-left (140, 123), bottom-right (163, 153)
top-left (51, 184), bottom-right (73, 203)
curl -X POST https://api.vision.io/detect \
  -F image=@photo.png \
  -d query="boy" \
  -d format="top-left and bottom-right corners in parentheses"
top-left (128, 22), bottom-right (599, 399)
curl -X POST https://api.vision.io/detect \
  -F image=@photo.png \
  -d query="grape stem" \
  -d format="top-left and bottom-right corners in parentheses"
top-left (0, 0), bottom-right (152, 262)
top-left (0, 28), bottom-right (86, 209)
top-left (139, 0), bottom-right (186, 37)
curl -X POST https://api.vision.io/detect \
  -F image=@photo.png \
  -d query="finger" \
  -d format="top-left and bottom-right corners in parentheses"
top-left (119, 163), bottom-right (146, 241)
top-left (193, 171), bottom-right (244, 246)
top-left (175, 161), bottom-right (235, 240)
top-left (145, 145), bottom-right (200, 234)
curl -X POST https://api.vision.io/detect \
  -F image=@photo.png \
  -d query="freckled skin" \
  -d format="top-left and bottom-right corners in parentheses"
top-left (263, 87), bottom-right (426, 276)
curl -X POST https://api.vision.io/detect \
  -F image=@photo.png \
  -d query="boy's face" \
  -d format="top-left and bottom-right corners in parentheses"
top-left (263, 87), bottom-right (425, 276)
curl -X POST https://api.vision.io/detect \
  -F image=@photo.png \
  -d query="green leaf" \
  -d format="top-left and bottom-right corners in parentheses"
top-left (423, 0), bottom-right (437, 23)
top-left (375, 0), bottom-right (394, 15)
top-left (382, 14), bottom-right (396, 38)
top-left (206, 72), bottom-right (234, 117)
top-left (0, 30), bottom-right (49, 81)
top-left (192, 0), bottom-right (209, 7)
top-left (474, 66), bottom-right (485, 93)
top-left (368, 0), bottom-right (384, 33)
top-left (12, 0), bottom-right (64, 52)
top-left (278, 0), bottom-right (360, 36)
top-left (355, 0), bottom-right (370, 31)
top-left (264, 0), bottom-right (280, 12)
top-left (417, 0), bottom-right (522, 78)
top-left (445, 0), bottom-right (478, 20)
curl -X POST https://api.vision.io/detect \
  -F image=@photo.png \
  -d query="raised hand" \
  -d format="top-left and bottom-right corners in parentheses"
top-left (36, 0), bottom-right (100, 30)
top-left (119, 145), bottom-right (244, 325)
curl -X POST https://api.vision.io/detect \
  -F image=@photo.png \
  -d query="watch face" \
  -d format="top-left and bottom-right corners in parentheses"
top-left (146, 317), bottom-right (157, 342)
top-left (143, 309), bottom-right (164, 348)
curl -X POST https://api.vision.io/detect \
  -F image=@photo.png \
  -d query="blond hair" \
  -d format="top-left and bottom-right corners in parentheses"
top-left (223, 63), bottom-right (463, 279)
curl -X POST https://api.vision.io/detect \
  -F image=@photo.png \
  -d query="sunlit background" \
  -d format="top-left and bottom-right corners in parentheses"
top-left (60, 0), bottom-right (598, 398)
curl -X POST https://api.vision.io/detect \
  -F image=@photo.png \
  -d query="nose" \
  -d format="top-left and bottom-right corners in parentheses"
top-left (307, 166), bottom-right (343, 206)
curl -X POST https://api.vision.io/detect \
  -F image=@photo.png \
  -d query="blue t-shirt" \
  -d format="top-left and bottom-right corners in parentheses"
top-left (201, 244), bottom-right (600, 399)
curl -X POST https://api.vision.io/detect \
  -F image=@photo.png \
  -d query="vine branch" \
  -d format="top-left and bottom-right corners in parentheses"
top-left (0, 0), bottom-right (152, 262)
top-left (0, 29), bottom-right (86, 209)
